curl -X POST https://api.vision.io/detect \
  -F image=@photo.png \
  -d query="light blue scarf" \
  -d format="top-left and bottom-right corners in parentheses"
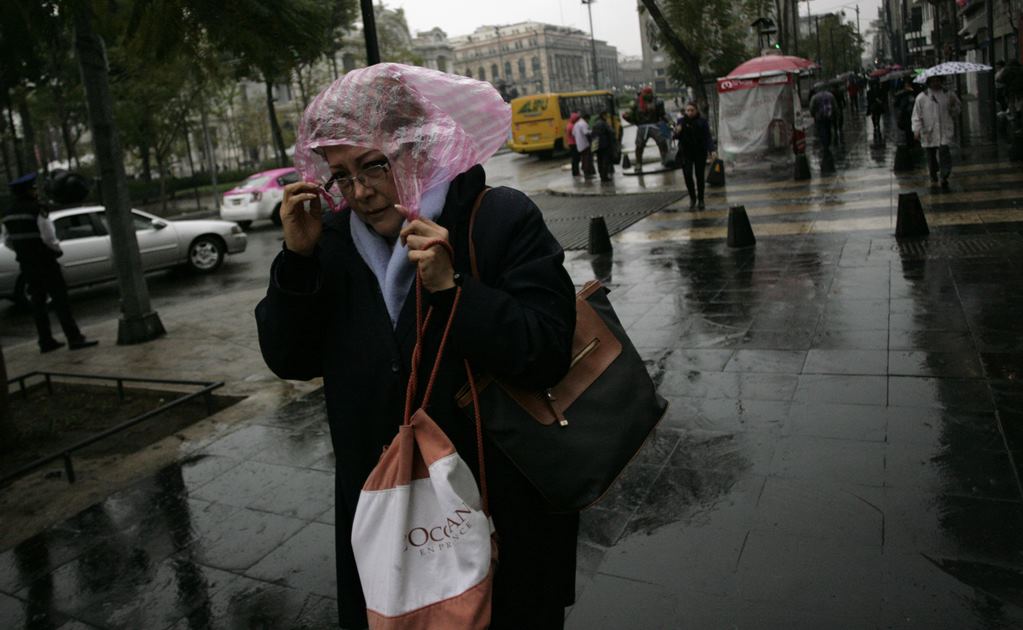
top-left (349, 181), bottom-right (451, 328)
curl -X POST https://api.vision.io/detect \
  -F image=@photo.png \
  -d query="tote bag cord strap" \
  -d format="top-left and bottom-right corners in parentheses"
top-left (464, 359), bottom-right (489, 513)
top-left (403, 238), bottom-right (460, 425)
top-left (467, 187), bottom-right (491, 279)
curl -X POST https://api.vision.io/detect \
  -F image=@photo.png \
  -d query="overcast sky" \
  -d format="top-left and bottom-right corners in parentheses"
top-left (390, 0), bottom-right (884, 59)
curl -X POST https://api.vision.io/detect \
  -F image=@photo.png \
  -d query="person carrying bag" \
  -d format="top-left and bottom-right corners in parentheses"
top-left (256, 64), bottom-right (579, 629)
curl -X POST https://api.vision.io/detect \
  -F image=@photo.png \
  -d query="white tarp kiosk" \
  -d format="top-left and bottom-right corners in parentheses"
top-left (716, 71), bottom-right (806, 164)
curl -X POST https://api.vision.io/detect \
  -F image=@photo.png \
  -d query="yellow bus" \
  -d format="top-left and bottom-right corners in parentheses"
top-left (508, 91), bottom-right (622, 157)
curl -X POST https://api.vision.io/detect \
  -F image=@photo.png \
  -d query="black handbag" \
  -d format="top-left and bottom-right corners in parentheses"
top-left (707, 158), bottom-right (726, 187)
top-left (455, 190), bottom-right (668, 512)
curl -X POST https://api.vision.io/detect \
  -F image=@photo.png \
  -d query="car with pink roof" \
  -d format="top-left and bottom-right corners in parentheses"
top-left (219, 167), bottom-right (301, 228)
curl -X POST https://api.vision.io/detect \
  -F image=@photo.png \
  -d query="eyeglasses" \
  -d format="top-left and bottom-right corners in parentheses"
top-left (322, 161), bottom-right (391, 196)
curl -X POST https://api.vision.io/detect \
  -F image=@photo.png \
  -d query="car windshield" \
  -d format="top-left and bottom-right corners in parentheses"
top-left (238, 175), bottom-right (270, 189)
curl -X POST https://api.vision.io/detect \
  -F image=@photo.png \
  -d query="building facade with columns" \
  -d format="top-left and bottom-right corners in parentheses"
top-left (449, 22), bottom-right (622, 97)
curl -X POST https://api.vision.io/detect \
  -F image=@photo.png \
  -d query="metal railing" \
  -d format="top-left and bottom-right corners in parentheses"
top-left (2, 372), bottom-right (224, 488)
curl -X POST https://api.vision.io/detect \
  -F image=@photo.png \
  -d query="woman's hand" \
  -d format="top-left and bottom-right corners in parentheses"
top-left (280, 181), bottom-right (324, 257)
top-left (400, 214), bottom-right (455, 293)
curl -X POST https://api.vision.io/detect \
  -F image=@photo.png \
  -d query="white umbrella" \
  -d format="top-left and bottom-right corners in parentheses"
top-left (914, 61), bottom-right (992, 83)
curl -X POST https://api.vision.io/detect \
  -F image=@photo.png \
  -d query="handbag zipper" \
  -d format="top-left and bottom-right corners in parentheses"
top-left (569, 338), bottom-right (600, 369)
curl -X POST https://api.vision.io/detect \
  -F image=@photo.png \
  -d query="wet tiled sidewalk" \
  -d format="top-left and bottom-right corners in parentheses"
top-left (561, 231), bottom-right (1023, 629)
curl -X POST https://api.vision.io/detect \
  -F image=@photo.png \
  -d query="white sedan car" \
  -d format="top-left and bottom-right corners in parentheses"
top-left (1, 206), bottom-right (247, 306)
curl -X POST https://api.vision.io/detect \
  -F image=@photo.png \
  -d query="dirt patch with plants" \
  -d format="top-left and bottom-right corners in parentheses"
top-left (1, 380), bottom-right (242, 482)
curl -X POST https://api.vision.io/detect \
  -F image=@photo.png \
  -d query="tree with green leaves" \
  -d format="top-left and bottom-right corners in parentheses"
top-left (800, 14), bottom-right (864, 77)
top-left (640, 0), bottom-right (762, 109)
top-left (185, 1), bottom-right (335, 167)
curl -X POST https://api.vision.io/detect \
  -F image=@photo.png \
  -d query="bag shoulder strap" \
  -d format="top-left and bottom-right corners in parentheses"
top-left (467, 187), bottom-right (491, 280)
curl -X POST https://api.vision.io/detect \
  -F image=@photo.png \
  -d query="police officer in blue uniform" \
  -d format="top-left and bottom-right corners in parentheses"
top-left (2, 173), bottom-right (97, 353)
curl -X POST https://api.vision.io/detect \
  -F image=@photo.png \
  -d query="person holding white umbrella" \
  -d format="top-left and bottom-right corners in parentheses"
top-left (912, 76), bottom-right (962, 191)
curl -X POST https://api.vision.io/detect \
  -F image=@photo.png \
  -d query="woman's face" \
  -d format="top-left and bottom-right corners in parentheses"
top-left (323, 144), bottom-right (404, 239)
top-left (685, 105), bottom-right (698, 118)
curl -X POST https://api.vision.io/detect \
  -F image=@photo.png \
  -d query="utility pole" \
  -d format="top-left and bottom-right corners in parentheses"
top-left (815, 15), bottom-right (822, 68)
top-left (494, 26), bottom-right (504, 81)
top-left (829, 14), bottom-right (836, 76)
top-left (360, 0), bottom-right (380, 65)
top-left (582, 0), bottom-right (600, 90)
top-left (986, 0), bottom-right (996, 140)
top-left (855, 4), bottom-right (861, 68)
top-left (792, 0), bottom-right (800, 56)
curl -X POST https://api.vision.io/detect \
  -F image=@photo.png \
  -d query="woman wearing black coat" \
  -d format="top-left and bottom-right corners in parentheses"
top-left (255, 64), bottom-right (578, 629)
top-left (673, 102), bottom-right (717, 210)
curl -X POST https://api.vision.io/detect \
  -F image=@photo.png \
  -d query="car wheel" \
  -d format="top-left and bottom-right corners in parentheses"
top-left (187, 235), bottom-right (225, 273)
top-left (235, 220), bottom-right (252, 230)
top-left (271, 203), bottom-right (283, 226)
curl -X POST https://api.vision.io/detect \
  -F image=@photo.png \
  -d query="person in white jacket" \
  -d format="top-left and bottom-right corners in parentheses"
top-left (912, 76), bottom-right (961, 190)
top-left (571, 114), bottom-right (595, 179)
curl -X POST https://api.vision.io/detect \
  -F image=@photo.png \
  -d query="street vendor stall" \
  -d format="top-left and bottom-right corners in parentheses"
top-left (716, 70), bottom-right (807, 163)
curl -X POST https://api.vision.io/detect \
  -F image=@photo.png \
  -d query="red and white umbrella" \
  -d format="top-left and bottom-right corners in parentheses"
top-left (726, 55), bottom-right (818, 79)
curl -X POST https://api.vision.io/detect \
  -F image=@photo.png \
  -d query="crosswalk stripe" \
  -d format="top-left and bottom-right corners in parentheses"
top-left (619, 207), bottom-right (1023, 243)
top-left (696, 159), bottom-right (1015, 194)
top-left (654, 187), bottom-right (1023, 222)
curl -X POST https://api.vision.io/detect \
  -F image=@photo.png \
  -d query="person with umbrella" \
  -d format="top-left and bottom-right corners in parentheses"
top-left (912, 76), bottom-right (961, 191)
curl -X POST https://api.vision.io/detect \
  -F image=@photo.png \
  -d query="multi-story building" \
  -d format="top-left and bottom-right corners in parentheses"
top-left (450, 22), bottom-right (621, 97)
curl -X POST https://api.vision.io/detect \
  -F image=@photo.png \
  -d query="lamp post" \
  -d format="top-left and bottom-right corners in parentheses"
top-left (360, 0), bottom-right (380, 66)
top-left (581, 0), bottom-right (600, 89)
top-left (494, 26), bottom-right (505, 90)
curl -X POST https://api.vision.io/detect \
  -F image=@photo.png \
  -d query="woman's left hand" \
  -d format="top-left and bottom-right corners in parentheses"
top-left (401, 214), bottom-right (455, 293)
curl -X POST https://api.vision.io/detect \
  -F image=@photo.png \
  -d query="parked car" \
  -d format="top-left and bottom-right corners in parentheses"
top-left (219, 167), bottom-right (300, 228)
top-left (1, 206), bottom-right (247, 307)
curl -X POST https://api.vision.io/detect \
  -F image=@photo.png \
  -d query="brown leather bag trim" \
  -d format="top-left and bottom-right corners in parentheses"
top-left (459, 188), bottom-right (624, 425)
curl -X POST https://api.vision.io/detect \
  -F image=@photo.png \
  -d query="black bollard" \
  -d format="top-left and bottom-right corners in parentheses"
top-left (794, 154), bottom-right (811, 181)
top-left (621, 153), bottom-right (632, 170)
top-left (1011, 127), bottom-right (1023, 162)
top-left (727, 205), bottom-right (756, 248)
top-left (893, 145), bottom-right (914, 172)
top-left (588, 216), bottom-right (613, 255)
top-left (895, 192), bottom-right (929, 238)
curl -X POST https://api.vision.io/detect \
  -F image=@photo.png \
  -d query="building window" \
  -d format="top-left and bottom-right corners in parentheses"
top-left (504, 61), bottom-right (512, 78)
top-left (466, 68), bottom-right (473, 79)
top-left (532, 56), bottom-right (541, 75)
top-left (491, 63), bottom-right (499, 80)
top-left (437, 55), bottom-right (448, 73)
top-left (518, 58), bottom-right (526, 80)
top-left (479, 66), bottom-right (486, 81)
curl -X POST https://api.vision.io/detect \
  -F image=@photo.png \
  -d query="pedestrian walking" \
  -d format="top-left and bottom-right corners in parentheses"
top-left (894, 81), bottom-right (919, 148)
top-left (673, 101), bottom-right (716, 210)
top-left (1, 173), bottom-right (97, 353)
top-left (565, 111), bottom-right (581, 177)
top-left (255, 64), bottom-right (578, 630)
top-left (572, 112), bottom-right (596, 179)
top-left (809, 85), bottom-right (836, 151)
top-left (867, 81), bottom-right (885, 143)
top-left (591, 110), bottom-right (617, 183)
top-left (830, 83), bottom-right (846, 143)
top-left (847, 78), bottom-right (860, 114)
top-left (622, 86), bottom-right (671, 170)
top-left (912, 76), bottom-right (961, 191)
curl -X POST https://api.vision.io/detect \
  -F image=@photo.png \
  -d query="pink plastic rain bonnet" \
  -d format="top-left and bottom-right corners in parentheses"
top-left (295, 63), bottom-right (511, 219)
